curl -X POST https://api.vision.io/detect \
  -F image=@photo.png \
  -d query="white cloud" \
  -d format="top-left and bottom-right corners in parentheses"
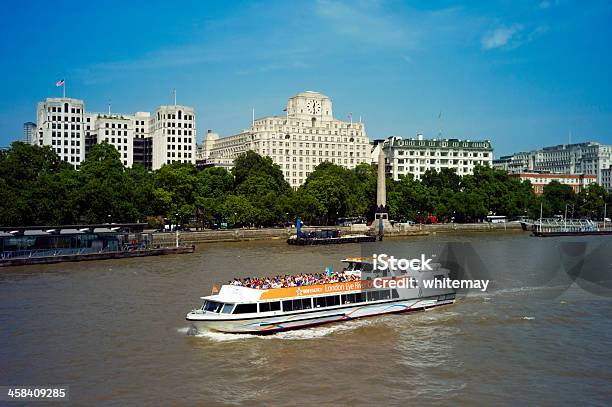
top-left (314, 0), bottom-right (412, 48)
top-left (538, 1), bottom-right (551, 9)
top-left (527, 25), bottom-right (549, 42)
top-left (481, 24), bottom-right (524, 50)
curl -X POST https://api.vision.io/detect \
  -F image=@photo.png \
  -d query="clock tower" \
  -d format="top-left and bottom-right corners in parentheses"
top-left (286, 91), bottom-right (333, 121)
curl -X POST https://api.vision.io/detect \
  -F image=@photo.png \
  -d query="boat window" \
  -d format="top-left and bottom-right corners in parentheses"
top-left (434, 275), bottom-right (444, 281)
top-left (367, 290), bottom-right (391, 301)
top-left (341, 293), bottom-right (366, 304)
top-left (221, 303), bottom-right (234, 314)
top-left (315, 295), bottom-right (340, 308)
top-left (300, 298), bottom-right (313, 310)
top-left (367, 291), bottom-right (382, 301)
top-left (233, 303), bottom-right (257, 314)
top-left (362, 263), bottom-right (374, 272)
top-left (203, 301), bottom-right (222, 312)
top-left (391, 289), bottom-right (399, 299)
top-left (259, 301), bottom-right (281, 313)
top-left (341, 293), bottom-right (355, 304)
top-left (314, 296), bottom-right (325, 308)
top-left (327, 295), bottom-right (340, 306)
top-left (293, 299), bottom-right (305, 311)
top-left (283, 298), bottom-right (312, 312)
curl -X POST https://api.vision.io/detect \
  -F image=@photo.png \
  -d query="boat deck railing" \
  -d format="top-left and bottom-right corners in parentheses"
top-left (534, 218), bottom-right (600, 233)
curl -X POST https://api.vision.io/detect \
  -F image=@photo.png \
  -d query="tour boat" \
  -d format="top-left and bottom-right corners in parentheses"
top-left (186, 258), bottom-right (456, 334)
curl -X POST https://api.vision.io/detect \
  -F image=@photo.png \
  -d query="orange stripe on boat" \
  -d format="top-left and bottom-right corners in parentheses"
top-left (259, 280), bottom-right (375, 300)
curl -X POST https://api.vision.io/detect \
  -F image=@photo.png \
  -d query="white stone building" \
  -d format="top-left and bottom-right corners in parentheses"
top-left (378, 135), bottom-right (493, 181)
top-left (150, 105), bottom-right (196, 170)
top-left (206, 91), bottom-right (370, 187)
top-left (602, 166), bottom-right (612, 192)
top-left (493, 142), bottom-right (612, 184)
top-left (90, 113), bottom-right (135, 167)
top-left (34, 98), bottom-right (86, 167)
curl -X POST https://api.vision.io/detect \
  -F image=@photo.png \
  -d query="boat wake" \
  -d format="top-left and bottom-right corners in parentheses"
top-left (182, 318), bottom-right (375, 342)
top-left (465, 284), bottom-right (572, 299)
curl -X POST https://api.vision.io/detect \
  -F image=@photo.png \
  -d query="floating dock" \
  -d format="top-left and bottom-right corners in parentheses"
top-left (523, 218), bottom-right (612, 237)
top-left (0, 223), bottom-right (195, 267)
top-left (532, 230), bottom-right (612, 237)
top-left (0, 246), bottom-right (195, 267)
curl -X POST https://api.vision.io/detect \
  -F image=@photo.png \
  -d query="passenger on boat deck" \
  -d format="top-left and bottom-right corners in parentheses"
top-left (228, 271), bottom-right (359, 289)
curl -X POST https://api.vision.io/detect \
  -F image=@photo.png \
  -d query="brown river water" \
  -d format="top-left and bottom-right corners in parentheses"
top-left (1, 233), bottom-right (612, 406)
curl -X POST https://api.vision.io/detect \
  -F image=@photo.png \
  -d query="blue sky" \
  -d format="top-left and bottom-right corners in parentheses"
top-left (1, 0), bottom-right (611, 156)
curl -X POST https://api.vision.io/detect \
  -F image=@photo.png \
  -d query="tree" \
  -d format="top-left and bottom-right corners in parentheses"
top-left (576, 183), bottom-right (608, 219)
top-left (76, 143), bottom-right (137, 223)
top-left (222, 195), bottom-right (258, 226)
top-left (230, 152), bottom-right (292, 226)
top-left (542, 181), bottom-right (576, 217)
top-left (232, 151), bottom-right (290, 195)
top-left (195, 167), bottom-right (234, 227)
top-left (0, 142), bottom-right (73, 226)
top-left (153, 161), bottom-right (199, 224)
top-left (422, 168), bottom-right (461, 192)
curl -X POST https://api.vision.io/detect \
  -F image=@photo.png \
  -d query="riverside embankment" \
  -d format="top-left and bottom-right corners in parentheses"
top-left (151, 222), bottom-right (523, 245)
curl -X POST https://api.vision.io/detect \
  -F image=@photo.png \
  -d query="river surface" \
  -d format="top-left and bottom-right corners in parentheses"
top-left (1, 233), bottom-right (612, 406)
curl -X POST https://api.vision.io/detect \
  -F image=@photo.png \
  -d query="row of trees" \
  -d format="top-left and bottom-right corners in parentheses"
top-left (0, 142), bottom-right (610, 227)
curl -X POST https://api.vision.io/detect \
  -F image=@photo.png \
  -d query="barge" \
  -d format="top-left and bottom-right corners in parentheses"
top-left (287, 229), bottom-right (376, 245)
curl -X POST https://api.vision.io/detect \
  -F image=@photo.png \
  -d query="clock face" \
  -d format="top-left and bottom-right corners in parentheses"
top-left (306, 99), bottom-right (322, 115)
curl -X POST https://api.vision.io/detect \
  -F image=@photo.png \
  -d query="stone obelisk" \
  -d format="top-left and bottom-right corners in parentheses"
top-left (375, 148), bottom-right (390, 240)
top-left (377, 148), bottom-right (386, 208)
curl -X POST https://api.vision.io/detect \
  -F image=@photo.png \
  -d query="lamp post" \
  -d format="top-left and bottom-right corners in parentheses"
top-left (605, 202), bottom-right (608, 230)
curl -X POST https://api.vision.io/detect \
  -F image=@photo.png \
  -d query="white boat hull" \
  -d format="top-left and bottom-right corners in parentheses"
top-left (187, 295), bottom-right (454, 334)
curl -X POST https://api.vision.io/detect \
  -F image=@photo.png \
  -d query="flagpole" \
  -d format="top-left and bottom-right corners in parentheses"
top-left (63, 81), bottom-right (66, 98)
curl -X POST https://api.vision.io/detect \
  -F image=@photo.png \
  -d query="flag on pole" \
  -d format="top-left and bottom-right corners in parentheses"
top-left (56, 79), bottom-right (65, 87)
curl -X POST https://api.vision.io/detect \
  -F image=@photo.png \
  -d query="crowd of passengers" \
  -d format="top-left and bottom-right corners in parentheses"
top-left (229, 271), bottom-right (359, 289)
